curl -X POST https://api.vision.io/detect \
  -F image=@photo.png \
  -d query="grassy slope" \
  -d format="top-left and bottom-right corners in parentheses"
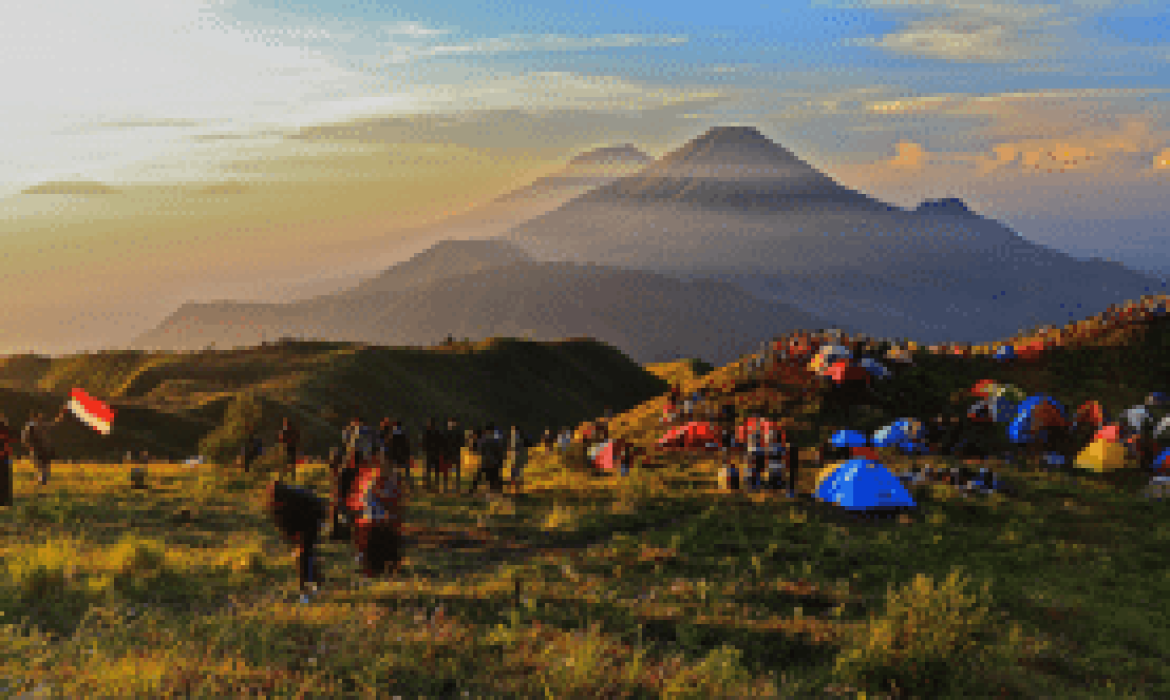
top-left (0, 338), bottom-right (667, 461)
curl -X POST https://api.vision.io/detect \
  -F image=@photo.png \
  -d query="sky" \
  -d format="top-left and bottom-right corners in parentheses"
top-left (1, 0), bottom-right (1168, 355)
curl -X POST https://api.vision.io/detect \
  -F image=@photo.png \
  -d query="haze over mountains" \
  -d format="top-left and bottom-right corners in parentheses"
top-left (133, 238), bottom-right (828, 365)
top-left (134, 125), bottom-right (1168, 361)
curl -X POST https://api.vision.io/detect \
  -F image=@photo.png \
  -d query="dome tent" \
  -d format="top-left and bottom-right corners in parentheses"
top-left (814, 459), bottom-right (916, 511)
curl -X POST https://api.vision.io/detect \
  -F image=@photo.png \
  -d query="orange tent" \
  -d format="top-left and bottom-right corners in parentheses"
top-left (971, 379), bottom-right (999, 397)
top-left (593, 439), bottom-right (629, 470)
top-left (1093, 424), bottom-right (1124, 443)
top-left (826, 361), bottom-right (870, 385)
top-left (737, 418), bottom-right (784, 444)
top-left (1029, 401), bottom-right (1069, 429)
top-left (1073, 400), bottom-right (1105, 428)
top-left (850, 445), bottom-right (881, 460)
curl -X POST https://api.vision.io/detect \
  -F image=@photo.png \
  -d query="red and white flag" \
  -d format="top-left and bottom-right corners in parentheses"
top-left (67, 388), bottom-right (116, 435)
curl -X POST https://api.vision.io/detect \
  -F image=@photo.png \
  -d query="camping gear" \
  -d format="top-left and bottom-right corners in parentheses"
top-left (347, 466), bottom-right (404, 578)
top-left (1153, 448), bottom-right (1170, 474)
top-left (873, 419), bottom-right (923, 447)
top-left (1074, 439), bottom-right (1131, 472)
top-left (1073, 401), bottom-right (1105, 429)
top-left (1094, 424), bottom-right (1124, 442)
top-left (1122, 405), bottom-right (1152, 432)
top-left (885, 346), bottom-right (914, 364)
top-left (858, 358), bottom-right (891, 379)
top-left (1154, 415), bottom-right (1170, 439)
top-left (817, 345), bottom-right (852, 361)
top-left (592, 439), bottom-right (628, 471)
top-left (994, 346), bottom-right (1016, 361)
top-left (851, 445), bottom-right (881, 461)
top-left (719, 464), bottom-right (740, 490)
top-left (1009, 396), bottom-right (1067, 443)
top-left (970, 379), bottom-right (1001, 398)
top-left (826, 361), bottom-right (870, 385)
top-left (991, 384), bottom-right (1028, 403)
top-left (830, 430), bottom-right (869, 448)
top-left (736, 418), bottom-right (783, 444)
top-left (967, 397), bottom-right (1017, 423)
top-left (814, 459), bottom-right (917, 511)
top-left (814, 461), bottom-right (848, 492)
top-left (657, 422), bottom-right (720, 450)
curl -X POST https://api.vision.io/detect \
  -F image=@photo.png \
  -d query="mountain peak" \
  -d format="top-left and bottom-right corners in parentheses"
top-left (646, 125), bottom-right (817, 178)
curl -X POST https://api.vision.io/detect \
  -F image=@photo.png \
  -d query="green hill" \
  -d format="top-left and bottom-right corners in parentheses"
top-left (0, 338), bottom-right (667, 462)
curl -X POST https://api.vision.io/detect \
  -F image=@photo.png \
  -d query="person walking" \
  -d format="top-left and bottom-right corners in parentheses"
top-left (0, 414), bottom-right (14, 506)
top-left (328, 446), bottom-right (358, 541)
top-left (265, 479), bottom-right (328, 604)
top-left (22, 409), bottom-right (66, 487)
top-left (342, 417), bottom-right (374, 467)
top-left (765, 429), bottom-right (785, 492)
top-left (507, 425), bottom-right (529, 496)
top-left (239, 423), bottom-right (262, 473)
top-left (277, 417), bottom-right (301, 481)
top-left (422, 418), bottom-right (443, 492)
top-left (747, 428), bottom-right (765, 492)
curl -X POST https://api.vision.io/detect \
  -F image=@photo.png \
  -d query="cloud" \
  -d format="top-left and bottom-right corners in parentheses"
top-left (832, 0), bottom-right (1119, 64)
top-left (379, 33), bottom-right (689, 63)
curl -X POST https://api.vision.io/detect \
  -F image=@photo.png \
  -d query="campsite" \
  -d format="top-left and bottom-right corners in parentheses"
top-left (3, 297), bottom-right (1170, 697)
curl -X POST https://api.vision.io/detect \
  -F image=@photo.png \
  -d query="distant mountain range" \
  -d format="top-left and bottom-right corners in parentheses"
top-left (133, 239), bottom-right (830, 365)
top-left (502, 125), bottom-right (1166, 342)
top-left (134, 126), bottom-right (1167, 360)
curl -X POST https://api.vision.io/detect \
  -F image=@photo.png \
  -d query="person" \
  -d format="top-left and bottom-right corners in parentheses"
top-left (422, 418), bottom-right (443, 491)
top-left (377, 417), bottom-right (394, 468)
top-left (342, 417), bottom-right (374, 467)
top-left (466, 428), bottom-right (484, 492)
top-left (351, 464), bottom-right (405, 580)
top-left (746, 429), bottom-right (765, 492)
top-left (784, 436), bottom-right (800, 498)
top-left (388, 420), bottom-right (412, 490)
top-left (541, 428), bottom-right (555, 451)
top-left (277, 418), bottom-right (301, 480)
top-left (0, 414), bottom-right (14, 506)
top-left (472, 424), bottom-right (506, 495)
top-left (239, 423), bottom-right (262, 473)
top-left (131, 451), bottom-right (149, 489)
top-left (557, 427), bottom-right (572, 454)
top-left (443, 417), bottom-right (462, 493)
top-left (507, 425), bottom-right (529, 495)
top-left (327, 446), bottom-right (357, 541)
top-left (22, 409), bottom-right (66, 486)
top-left (765, 430), bottom-right (786, 492)
top-left (265, 479), bottom-right (328, 604)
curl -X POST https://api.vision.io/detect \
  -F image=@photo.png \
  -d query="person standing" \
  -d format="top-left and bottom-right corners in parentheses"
top-left (265, 479), bottom-right (328, 604)
top-left (240, 423), bottom-right (263, 473)
top-left (422, 418), bottom-right (443, 492)
top-left (388, 420), bottom-right (412, 491)
top-left (277, 418), bottom-right (301, 481)
top-left (0, 414), bottom-right (14, 506)
top-left (765, 429), bottom-right (785, 492)
top-left (472, 424), bottom-right (505, 495)
top-left (443, 417), bottom-right (461, 493)
top-left (507, 425), bottom-right (529, 496)
top-left (22, 409), bottom-right (66, 487)
top-left (747, 428), bottom-right (765, 492)
top-left (466, 428), bottom-right (484, 493)
top-left (342, 417), bottom-right (373, 467)
top-left (377, 417), bottom-right (394, 469)
top-left (785, 436), bottom-right (801, 499)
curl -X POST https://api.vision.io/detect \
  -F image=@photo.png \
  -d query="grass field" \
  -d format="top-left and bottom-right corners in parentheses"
top-left (3, 442), bottom-right (1169, 698)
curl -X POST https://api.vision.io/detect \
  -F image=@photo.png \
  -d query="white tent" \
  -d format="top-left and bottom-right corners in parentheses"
top-left (1123, 405), bottom-right (1152, 432)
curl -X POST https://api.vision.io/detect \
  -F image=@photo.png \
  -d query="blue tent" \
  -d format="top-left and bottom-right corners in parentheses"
top-left (897, 441), bottom-right (930, 455)
top-left (994, 346), bottom-right (1016, 361)
top-left (815, 459), bottom-right (917, 511)
top-left (968, 396), bottom-right (1019, 424)
top-left (831, 429), bottom-right (870, 448)
top-left (873, 423), bottom-right (910, 447)
top-left (1008, 396), bottom-right (1067, 443)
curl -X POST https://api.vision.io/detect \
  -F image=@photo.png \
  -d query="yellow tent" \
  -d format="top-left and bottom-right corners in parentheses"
top-left (808, 355), bottom-right (830, 373)
top-left (907, 341), bottom-right (919, 351)
top-left (1074, 440), bottom-right (1131, 472)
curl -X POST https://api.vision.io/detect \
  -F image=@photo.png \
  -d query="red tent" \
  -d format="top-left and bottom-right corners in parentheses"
top-left (1094, 424), bottom-right (1124, 443)
top-left (593, 439), bottom-right (628, 470)
top-left (657, 422), bottom-right (719, 450)
top-left (1073, 400), bottom-right (1105, 428)
top-left (826, 360), bottom-right (870, 385)
top-left (970, 379), bottom-right (999, 397)
top-left (1015, 342), bottom-right (1046, 362)
top-left (851, 445), bottom-right (881, 460)
top-left (657, 426), bottom-right (688, 448)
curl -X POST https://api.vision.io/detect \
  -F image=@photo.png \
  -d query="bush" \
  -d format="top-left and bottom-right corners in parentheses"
top-left (834, 567), bottom-right (1019, 694)
top-left (5, 538), bottom-right (80, 601)
top-left (197, 392), bottom-right (268, 468)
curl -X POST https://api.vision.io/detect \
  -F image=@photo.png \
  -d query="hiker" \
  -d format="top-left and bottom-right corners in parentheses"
top-left (377, 417), bottom-right (394, 468)
top-left (422, 418), bottom-right (443, 491)
top-left (507, 425), bottom-right (529, 495)
top-left (765, 429), bottom-right (786, 491)
top-left (0, 414), bottom-right (14, 506)
top-left (388, 420), bottom-right (412, 490)
top-left (541, 428), bottom-right (555, 451)
top-left (471, 424), bottom-right (505, 495)
top-left (443, 417), bottom-right (461, 493)
top-left (22, 409), bottom-right (66, 486)
top-left (557, 427), bottom-right (572, 454)
top-left (240, 424), bottom-right (262, 473)
top-left (329, 446), bottom-right (360, 541)
top-left (352, 464), bottom-right (405, 579)
top-left (466, 428), bottom-right (484, 491)
top-left (265, 479), bottom-right (328, 604)
top-left (277, 418), bottom-right (301, 480)
top-left (746, 429), bottom-right (765, 492)
top-left (342, 417), bottom-right (374, 467)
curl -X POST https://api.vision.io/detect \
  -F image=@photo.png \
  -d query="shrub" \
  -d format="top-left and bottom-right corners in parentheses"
top-left (197, 392), bottom-right (268, 468)
top-left (5, 538), bottom-right (80, 601)
top-left (834, 567), bottom-right (1018, 694)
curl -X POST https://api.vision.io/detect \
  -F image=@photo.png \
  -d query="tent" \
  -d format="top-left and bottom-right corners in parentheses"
top-left (826, 361), bottom-right (871, 385)
top-left (831, 429), bottom-right (869, 448)
top-left (1122, 405), bottom-right (1152, 432)
top-left (592, 439), bottom-right (628, 470)
top-left (885, 346), bottom-right (914, 364)
top-left (968, 396), bottom-right (1018, 424)
top-left (1009, 396), bottom-right (1068, 442)
top-left (970, 379), bottom-right (1001, 398)
top-left (1073, 400), bottom-right (1105, 429)
top-left (657, 426), bottom-right (689, 448)
top-left (994, 346), bottom-right (1017, 361)
top-left (873, 419), bottom-right (924, 447)
top-left (858, 358), bottom-right (892, 380)
top-left (1153, 448), bottom-right (1170, 473)
top-left (815, 459), bottom-right (917, 511)
top-left (815, 462), bottom-right (847, 491)
top-left (1074, 439), bottom-right (1131, 471)
top-left (991, 384), bottom-right (1028, 402)
top-left (851, 446), bottom-right (881, 460)
top-left (1154, 415), bottom-right (1170, 439)
top-left (1093, 424), bottom-right (1125, 442)
top-left (818, 344), bottom-right (852, 361)
top-left (808, 355), bottom-right (833, 374)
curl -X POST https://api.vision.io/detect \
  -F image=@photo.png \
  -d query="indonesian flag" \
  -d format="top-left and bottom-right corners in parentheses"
top-left (67, 388), bottom-right (116, 435)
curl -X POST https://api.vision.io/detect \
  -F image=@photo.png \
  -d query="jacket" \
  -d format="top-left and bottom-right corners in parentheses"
top-left (388, 428), bottom-right (411, 464)
top-left (476, 431), bottom-right (506, 467)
